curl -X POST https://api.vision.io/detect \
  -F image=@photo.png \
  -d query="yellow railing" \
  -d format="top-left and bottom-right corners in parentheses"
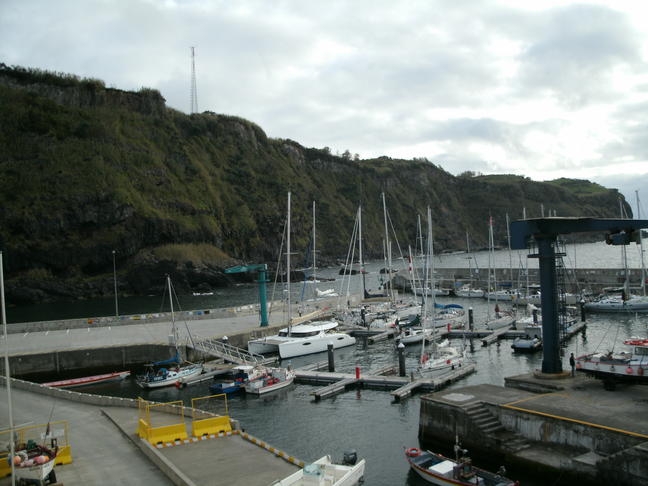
top-left (190, 394), bottom-right (232, 437)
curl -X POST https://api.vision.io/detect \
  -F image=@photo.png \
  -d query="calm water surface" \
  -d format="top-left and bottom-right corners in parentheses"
top-left (47, 299), bottom-right (648, 486)
top-left (9, 242), bottom-right (648, 485)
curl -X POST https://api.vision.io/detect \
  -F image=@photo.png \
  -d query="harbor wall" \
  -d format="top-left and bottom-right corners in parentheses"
top-left (0, 344), bottom-right (176, 377)
top-left (419, 396), bottom-right (648, 485)
top-left (398, 267), bottom-right (648, 293)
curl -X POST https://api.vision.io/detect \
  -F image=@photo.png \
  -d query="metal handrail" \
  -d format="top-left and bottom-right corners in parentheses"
top-left (189, 337), bottom-right (269, 365)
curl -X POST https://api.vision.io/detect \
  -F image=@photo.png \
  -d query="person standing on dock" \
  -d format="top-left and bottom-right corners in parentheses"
top-left (569, 353), bottom-right (575, 377)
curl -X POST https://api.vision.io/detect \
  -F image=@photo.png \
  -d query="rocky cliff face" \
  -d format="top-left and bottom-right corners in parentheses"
top-left (0, 65), bottom-right (630, 304)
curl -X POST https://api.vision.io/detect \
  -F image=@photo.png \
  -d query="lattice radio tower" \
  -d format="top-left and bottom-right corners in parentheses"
top-left (190, 46), bottom-right (198, 113)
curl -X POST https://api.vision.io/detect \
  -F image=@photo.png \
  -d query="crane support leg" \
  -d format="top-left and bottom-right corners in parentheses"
top-left (258, 269), bottom-right (269, 327)
top-left (537, 237), bottom-right (561, 374)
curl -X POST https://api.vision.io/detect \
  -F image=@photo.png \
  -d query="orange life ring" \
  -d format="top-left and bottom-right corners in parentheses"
top-left (406, 447), bottom-right (421, 457)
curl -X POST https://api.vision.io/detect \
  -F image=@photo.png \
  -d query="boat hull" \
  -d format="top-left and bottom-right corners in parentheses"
top-left (42, 371), bottom-right (131, 388)
top-left (138, 364), bottom-right (204, 389)
top-left (14, 458), bottom-right (55, 481)
top-left (245, 376), bottom-right (295, 395)
top-left (278, 333), bottom-right (356, 359)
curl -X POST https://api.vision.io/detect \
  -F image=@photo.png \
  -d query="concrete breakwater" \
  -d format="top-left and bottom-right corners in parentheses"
top-left (418, 375), bottom-right (648, 485)
top-left (394, 267), bottom-right (648, 293)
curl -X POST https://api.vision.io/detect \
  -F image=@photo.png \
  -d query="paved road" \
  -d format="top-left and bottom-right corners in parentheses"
top-left (1, 297), bottom-right (347, 357)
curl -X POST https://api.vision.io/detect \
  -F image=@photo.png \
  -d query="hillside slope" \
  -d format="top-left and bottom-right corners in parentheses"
top-left (0, 66), bottom-right (628, 303)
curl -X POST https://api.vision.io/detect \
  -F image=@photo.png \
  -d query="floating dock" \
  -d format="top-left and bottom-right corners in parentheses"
top-left (297, 363), bottom-right (475, 402)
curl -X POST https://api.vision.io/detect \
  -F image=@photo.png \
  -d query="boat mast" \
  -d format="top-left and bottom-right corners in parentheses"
top-left (382, 192), bottom-right (394, 301)
top-left (420, 206), bottom-right (433, 360)
top-left (358, 205), bottom-right (366, 296)
top-left (312, 200), bottom-right (317, 297)
top-left (636, 190), bottom-right (646, 296)
top-left (1, 252), bottom-right (16, 485)
top-left (167, 275), bottom-right (180, 359)
top-left (620, 197), bottom-right (630, 298)
top-left (287, 191), bottom-right (292, 332)
top-left (506, 212), bottom-right (513, 294)
top-left (465, 232), bottom-right (473, 288)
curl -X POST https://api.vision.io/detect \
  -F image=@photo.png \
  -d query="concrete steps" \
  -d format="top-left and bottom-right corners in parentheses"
top-left (463, 402), bottom-right (531, 452)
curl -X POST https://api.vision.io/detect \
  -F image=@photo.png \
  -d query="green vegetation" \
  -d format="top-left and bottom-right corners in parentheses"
top-left (0, 65), bottom-right (629, 301)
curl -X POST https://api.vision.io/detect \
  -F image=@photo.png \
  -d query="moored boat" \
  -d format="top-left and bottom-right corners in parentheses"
top-left (244, 367), bottom-right (295, 395)
top-left (136, 276), bottom-right (204, 389)
top-left (209, 365), bottom-right (264, 394)
top-left (405, 442), bottom-right (518, 486)
top-left (576, 338), bottom-right (648, 389)
top-left (271, 453), bottom-right (366, 486)
top-left (42, 371), bottom-right (131, 388)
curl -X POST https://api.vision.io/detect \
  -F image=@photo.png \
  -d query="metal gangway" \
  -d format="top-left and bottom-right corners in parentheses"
top-left (188, 336), bottom-right (276, 366)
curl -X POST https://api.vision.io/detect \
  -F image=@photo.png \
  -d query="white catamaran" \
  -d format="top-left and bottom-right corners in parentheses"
top-left (247, 193), bottom-right (355, 359)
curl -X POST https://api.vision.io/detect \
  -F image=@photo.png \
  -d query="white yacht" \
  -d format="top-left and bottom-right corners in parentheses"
top-left (585, 295), bottom-right (648, 312)
top-left (247, 320), bottom-right (356, 359)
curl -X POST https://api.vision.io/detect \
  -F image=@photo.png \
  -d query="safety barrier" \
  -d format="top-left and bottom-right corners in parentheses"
top-left (0, 420), bottom-right (72, 478)
top-left (190, 394), bottom-right (231, 437)
top-left (137, 399), bottom-right (188, 446)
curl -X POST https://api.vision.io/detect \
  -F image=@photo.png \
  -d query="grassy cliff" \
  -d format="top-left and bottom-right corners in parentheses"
top-left (0, 65), bottom-right (628, 303)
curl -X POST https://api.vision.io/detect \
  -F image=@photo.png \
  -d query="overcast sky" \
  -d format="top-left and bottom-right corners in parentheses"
top-left (2, 0), bottom-right (648, 212)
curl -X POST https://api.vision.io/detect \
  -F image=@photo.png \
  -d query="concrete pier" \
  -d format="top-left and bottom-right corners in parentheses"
top-left (0, 376), bottom-right (302, 486)
top-left (418, 374), bottom-right (648, 485)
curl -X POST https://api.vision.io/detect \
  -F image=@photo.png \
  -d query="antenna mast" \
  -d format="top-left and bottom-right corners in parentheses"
top-left (190, 46), bottom-right (198, 113)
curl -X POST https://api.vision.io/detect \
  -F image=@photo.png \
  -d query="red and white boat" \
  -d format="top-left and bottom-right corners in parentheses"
top-left (42, 371), bottom-right (131, 389)
top-left (244, 367), bottom-right (295, 395)
top-left (405, 439), bottom-right (518, 486)
top-left (576, 338), bottom-right (648, 390)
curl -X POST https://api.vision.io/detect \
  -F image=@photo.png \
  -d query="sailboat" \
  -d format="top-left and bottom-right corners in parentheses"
top-left (247, 193), bottom-right (356, 359)
top-left (586, 195), bottom-right (648, 313)
top-left (136, 276), bottom-right (203, 389)
top-left (484, 216), bottom-right (516, 330)
top-left (455, 232), bottom-right (484, 298)
top-left (2, 252), bottom-right (59, 485)
top-left (418, 208), bottom-right (465, 378)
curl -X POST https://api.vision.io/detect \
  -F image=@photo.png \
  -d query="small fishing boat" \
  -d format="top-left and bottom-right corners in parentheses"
top-left (42, 371), bottom-right (131, 388)
top-left (12, 441), bottom-right (58, 485)
top-left (405, 439), bottom-right (518, 486)
top-left (244, 367), bottom-right (295, 395)
top-left (209, 365), bottom-right (264, 394)
top-left (271, 453), bottom-right (366, 485)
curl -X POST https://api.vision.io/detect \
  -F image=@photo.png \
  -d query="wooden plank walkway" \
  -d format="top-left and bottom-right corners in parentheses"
top-left (390, 363), bottom-right (476, 401)
top-left (311, 377), bottom-right (359, 400)
top-left (368, 328), bottom-right (396, 343)
top-left (296, 362), bottom-right (475, 401)
top-left (481, 326), bottom-right (510, 346)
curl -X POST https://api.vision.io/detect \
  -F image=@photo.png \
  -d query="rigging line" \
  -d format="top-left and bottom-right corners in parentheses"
top-left (336, 209), bottom-right (358, 310)
top-left (611, 321), bottom-right (622, 353)
top-left (169, 279), bottom-right (196, 350)
top-left (343, 213), bottom-right (360, 306)
top-left (268, 218), bottom-right (287, 317)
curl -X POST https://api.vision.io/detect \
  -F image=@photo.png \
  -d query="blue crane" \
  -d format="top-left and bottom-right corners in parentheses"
top-left (224, 264), bottom-right (269, 327)
top-left (510, 217), bottom-right (648, 374)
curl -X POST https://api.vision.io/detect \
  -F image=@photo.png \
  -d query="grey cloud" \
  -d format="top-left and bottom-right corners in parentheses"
top-left (515, 4), bottom-right (642, 107)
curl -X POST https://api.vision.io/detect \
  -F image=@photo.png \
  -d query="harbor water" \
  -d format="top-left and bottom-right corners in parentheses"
top-left (7, 242), bottom-right (648, 485)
